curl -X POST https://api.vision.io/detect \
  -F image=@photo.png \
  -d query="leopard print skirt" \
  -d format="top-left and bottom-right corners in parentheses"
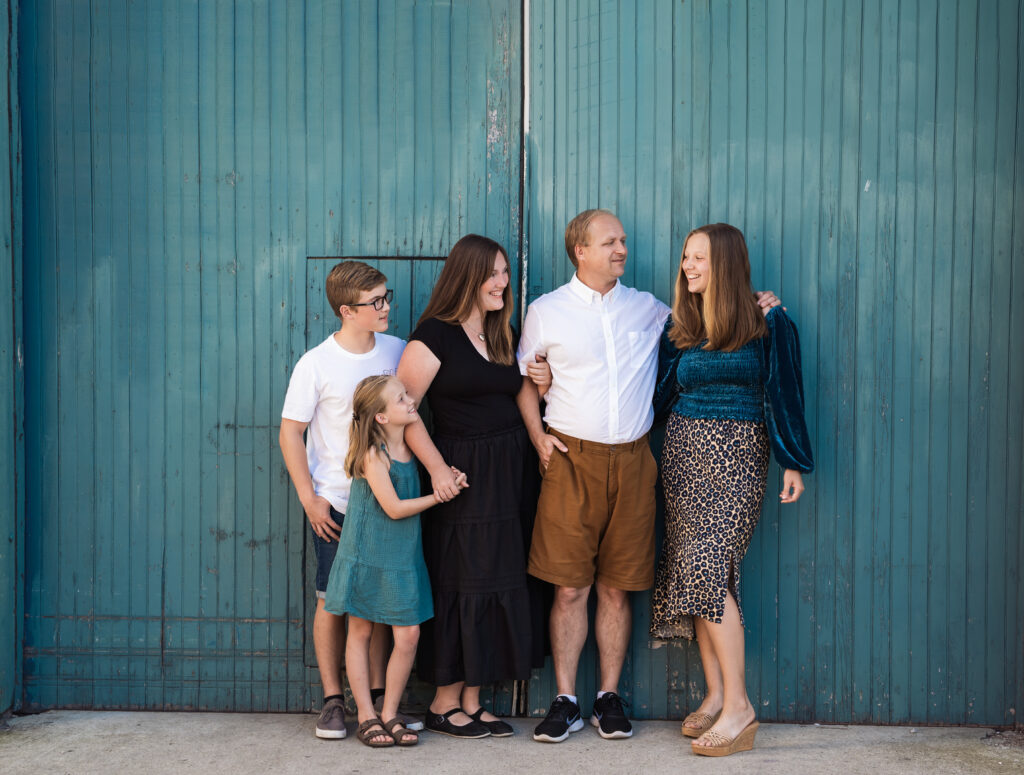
top-left (650, 414), bottom-right (769, 640)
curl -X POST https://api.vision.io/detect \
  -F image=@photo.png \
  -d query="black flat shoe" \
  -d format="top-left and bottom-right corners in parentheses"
top-left (467, 707), bottom-right (514, 737)
top-left (424, 707), bottom-right (491, 739)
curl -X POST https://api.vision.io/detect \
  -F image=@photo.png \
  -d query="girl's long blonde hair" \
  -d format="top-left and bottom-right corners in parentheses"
top-left (344, 375), bottom-right (394, 479)
top-left (417, 234), bottom-right (516, 365)
top-left (668, 223), bottom-right (767, 352)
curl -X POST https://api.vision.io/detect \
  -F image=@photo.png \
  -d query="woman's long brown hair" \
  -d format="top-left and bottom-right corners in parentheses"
top-left (668, 223), bottom-right (767, 352)
top-left (417, 234), bottom-right (515, 365)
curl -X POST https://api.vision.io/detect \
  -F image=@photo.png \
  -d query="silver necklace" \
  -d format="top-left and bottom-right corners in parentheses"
top-left (464, 322), bottom-right (485, 342)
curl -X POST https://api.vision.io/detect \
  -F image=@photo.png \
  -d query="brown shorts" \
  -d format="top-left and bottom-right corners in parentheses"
top-left (528, 428), bottom-right (658, 591)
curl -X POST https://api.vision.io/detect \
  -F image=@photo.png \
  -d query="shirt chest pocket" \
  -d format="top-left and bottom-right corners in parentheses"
top-left (627, 329), bottom-right (660, 369)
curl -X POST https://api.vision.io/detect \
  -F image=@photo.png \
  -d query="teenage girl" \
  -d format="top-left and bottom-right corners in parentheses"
top-left (324, 375), bottom-right (466, 747)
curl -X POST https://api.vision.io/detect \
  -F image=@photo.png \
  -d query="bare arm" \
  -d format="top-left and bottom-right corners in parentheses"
top-left (279, 418), bottom-right (341, 541)
top-left (397, 340), bottom-right (461, 500)
top-left (516, 377), bottom-right (568, 469)
top-left (363, 449), bottom-right (441, 519)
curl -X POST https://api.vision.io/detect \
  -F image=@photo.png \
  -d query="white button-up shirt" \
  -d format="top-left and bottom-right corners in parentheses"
top-left (518, 274), bottom-right (671, 444)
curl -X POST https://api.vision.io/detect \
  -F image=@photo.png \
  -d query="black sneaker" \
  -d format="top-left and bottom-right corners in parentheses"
top-left (533, 695), bottom-right (584, 743)
top-left (315, 697), bottom-right (347, 739)
top-left (590, 692), bottom-right (633, 739)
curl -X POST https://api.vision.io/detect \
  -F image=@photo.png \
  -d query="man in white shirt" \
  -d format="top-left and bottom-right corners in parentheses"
top-left (517, 210), bottom-right (775, 743)
top-left (517, 209), bottom-right (667, 742)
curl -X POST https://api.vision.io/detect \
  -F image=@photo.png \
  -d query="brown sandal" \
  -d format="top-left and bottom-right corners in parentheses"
top-left (681, 710), bottom-right (720, 738)
top-left (383, 717), bottom-right (419, 746)
top-left (691, 720), bottom-right (759, 757)
top-left (356, 718), bottom-right (395, 748)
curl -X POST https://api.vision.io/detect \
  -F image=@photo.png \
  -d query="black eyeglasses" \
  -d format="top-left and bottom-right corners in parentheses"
top-left (346, 289), bottom-right (393, 311)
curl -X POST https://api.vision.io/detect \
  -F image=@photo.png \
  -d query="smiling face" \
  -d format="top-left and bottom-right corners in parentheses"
top-left (575, 214), bottom-right (627, 294)
top-left (342, 282), bottom-right (391, 333)
top-left (376, 378), bottom-right (418, 427)
top-left (477, 251), bottom-right (510, 314)
top-left (681, 232), bottom-right (711, 295)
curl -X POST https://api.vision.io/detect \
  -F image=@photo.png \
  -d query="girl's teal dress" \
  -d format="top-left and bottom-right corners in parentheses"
top-left (323, 457), bottom-right (433, 626)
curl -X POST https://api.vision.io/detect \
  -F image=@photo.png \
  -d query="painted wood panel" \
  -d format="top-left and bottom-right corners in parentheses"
top-left (19, 0), bottom-right (520, 711)
top-left (1, 0), bottom-right (23, 716)
top-left (523, 0), bottom-right (1023, 725)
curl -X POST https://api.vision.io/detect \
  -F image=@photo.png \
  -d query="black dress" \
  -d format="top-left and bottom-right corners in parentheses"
top-left (410, 317), bottom-right (545, 687)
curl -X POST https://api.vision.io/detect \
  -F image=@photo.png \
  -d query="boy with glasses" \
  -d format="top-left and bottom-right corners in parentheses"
top-left (280, 261), bottom-right (438, 738)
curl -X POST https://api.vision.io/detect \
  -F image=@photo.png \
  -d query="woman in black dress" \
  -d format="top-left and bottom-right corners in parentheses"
top-left (398, 234), bottom-right (547, 737)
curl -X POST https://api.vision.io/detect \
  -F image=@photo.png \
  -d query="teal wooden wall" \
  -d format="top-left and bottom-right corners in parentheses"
top-left (9, 0), bottom-right (1023, 725)
top-left (524, 0), bottom-right (1024, 725)
top-left (18, 0), bottom-right (520, 711)
top-left (1, 0), bottom-right (23, 716)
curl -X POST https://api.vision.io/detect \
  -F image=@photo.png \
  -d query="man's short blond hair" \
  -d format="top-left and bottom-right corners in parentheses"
top-left (325, 261), bottom-right (387, 319)
top-left (564, 209), bottom-right (617, 267)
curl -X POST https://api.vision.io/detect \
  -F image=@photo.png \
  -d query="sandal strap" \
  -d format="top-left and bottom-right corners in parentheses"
top-left (358, 718), bottom-right (385, 733)
top-left (699, 729), bottom-right (731, 746)
top-left (383, 717), bottom-right (412, 734)
top-left (440, 707), bottom-right (467, 720)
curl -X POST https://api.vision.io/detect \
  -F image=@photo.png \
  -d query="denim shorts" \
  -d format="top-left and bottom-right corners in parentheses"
top-left (312, 506), bottom-right (345, 597)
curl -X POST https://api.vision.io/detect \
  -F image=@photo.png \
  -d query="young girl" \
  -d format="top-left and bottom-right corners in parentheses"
top-left (324, 375), bottom-right (466, 748)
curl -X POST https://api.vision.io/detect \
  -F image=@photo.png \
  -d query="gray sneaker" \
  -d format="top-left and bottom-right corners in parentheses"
top-left (315, 697), bottom-right (347, 739)
top-left (374, 694), bottom-right (425, 732)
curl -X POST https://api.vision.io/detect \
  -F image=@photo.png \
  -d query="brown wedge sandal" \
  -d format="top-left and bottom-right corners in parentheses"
top-left (680, 710), bottom-right (720, 738)
top-left (383, 717), bottom-right (419, 746)
top-left (691, 720), bottom-right (759, 757)
top-left (356, 718), bottom-right (395, 748)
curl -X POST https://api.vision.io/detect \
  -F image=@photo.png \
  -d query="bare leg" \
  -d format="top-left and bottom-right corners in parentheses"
top-left (461, 685), bottom-right (500, 722)
top-left (368, 622), bottom-right (390, 698)
top-left (693, 592), bottom-right (756, 746)
top-left (345, 615), bottom-right (390, 745)
top-left (430, 681), bottom-right (473, 726)
top-left (380, 624), bottom-right (419, 743)
top-left (683, 617), bottom-right (725, 733)
top-left (550, 585), bottom-right (591, 696)
top-left (313, 598), bottom-right (345, 697)
top-left (594, 582), bottom-right (630, 693)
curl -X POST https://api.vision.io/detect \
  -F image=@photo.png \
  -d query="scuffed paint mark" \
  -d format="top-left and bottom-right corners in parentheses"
top-left (864, 179), bottom-right (871, 192)
top-left (225, 170), bottom-right (237, 187)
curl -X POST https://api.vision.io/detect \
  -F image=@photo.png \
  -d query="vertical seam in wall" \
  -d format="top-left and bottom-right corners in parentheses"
top-left (517, 0), bottom-right (529, 329)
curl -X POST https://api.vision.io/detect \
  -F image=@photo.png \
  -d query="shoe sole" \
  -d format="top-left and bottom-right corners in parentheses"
top-left (533, 717), bottom-right (584, 743)
top-left (315, 727), bottom-right (347, 739)
top-left (425, 727), bottom-right (491, 739)
top-left (590, 714), bottom-right (633, 739)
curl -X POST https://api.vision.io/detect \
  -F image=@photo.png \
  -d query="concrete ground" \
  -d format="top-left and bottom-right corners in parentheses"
top-left (1, 710), bottom-right (1021, 775)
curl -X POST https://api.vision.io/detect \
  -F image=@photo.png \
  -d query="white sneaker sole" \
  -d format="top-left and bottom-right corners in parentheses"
top-left (315, 727), bottom-right (347, 739)
top-left (591, 714), bottom-right (633, 739)
top-left (533, 717), bottom-right (584, 743)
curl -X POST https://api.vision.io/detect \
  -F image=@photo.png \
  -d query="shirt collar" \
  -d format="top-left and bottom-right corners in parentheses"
top-left (569, 273), bottom-right (620, 304)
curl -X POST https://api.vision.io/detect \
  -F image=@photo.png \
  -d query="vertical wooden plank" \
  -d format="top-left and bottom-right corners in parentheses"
top-left (909, 0), bottom-right (938, 726)
top-left (926, 0), bottom-right (958, 724)
top-left (873, 0), bottom-right (898, 724)
top-left (947, 0), bottom-right (978, 724)
top-left (965, 0), bottom-right (996, 726)
top-left (0, 0), bottom-right (23, 715)
top-left (995, 0), bottom-right (1024, 727)
top-left (983, 0), bottom-right (1019, 726)
top-left (814, 0), bottom-right (845, 725)
top-left (889, 0), bottom-right (918, 725)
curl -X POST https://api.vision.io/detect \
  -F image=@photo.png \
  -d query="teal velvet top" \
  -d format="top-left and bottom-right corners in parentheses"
top-left (654, 306), bottom-right (814, 473)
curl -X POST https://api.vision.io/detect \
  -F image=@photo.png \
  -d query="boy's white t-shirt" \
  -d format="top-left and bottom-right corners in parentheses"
top-left (281, 332), bottom-right (406, 513)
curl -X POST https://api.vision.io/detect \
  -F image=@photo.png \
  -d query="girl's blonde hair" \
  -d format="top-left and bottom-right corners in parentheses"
top-left (344, 375), bottom-right (395, 478)
top-left (668, 223), bottom-right (767, 352)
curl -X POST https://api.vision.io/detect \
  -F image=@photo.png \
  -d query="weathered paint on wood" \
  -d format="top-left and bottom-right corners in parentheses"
top-left (523, 0), bottom-right (1023, 725)
top-left (12, 0), bottom-right (1023, 725)
top-left (18, 0), bottom-right (520, 712)
top-left (1, 0), bottom-right (23, 716)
